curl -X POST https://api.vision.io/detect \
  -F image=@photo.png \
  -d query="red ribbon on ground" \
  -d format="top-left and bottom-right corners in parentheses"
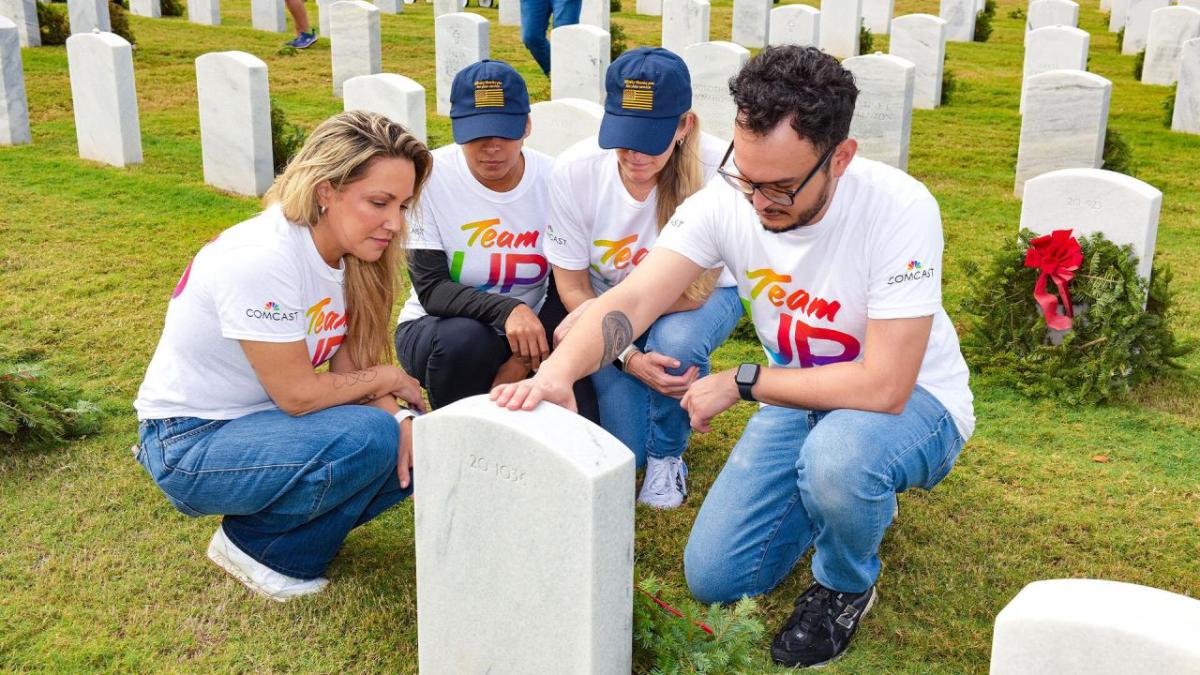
top-left (1023, 229), bottom-right (1083, 331)
top-left (637, 587), bottom-right (714, 635)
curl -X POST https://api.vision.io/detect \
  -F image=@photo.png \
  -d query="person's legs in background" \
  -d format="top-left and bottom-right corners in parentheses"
top-left (283, 0), bottom-right (319, 48)
top-left (396, 315), bottom-right (512, 410)
top-left (519, 0), bottom-right (553, 74)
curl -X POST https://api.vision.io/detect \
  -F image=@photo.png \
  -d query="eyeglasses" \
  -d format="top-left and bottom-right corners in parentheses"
top-left (716, 141), bottom-right (837, 207)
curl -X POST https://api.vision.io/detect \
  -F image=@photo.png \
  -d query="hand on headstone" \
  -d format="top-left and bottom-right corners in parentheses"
top-left (490, 374), bottom-right (578, 413)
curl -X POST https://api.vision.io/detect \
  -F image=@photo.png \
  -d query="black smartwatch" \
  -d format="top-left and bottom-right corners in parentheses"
top-left (735, 363), bottom-right (761, 401)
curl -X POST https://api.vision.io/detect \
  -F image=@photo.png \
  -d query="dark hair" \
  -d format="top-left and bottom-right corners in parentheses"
top-left (729, 46), bottom-right (858, 154)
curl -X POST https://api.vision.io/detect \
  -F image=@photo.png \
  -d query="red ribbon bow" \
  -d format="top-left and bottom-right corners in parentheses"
top-left (1023, 229), bottom-right (1083, 331)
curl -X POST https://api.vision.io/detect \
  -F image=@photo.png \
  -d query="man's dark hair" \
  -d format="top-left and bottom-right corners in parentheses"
top-left (729, 46), bottom-right (858, 154)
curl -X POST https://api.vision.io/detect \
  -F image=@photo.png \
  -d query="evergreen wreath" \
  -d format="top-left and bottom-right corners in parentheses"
top-left (958, 230), bottom-right (1191, 405)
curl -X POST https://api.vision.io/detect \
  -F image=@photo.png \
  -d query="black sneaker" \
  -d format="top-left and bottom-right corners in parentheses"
top-left (770, 582), bottom-right (877, 668)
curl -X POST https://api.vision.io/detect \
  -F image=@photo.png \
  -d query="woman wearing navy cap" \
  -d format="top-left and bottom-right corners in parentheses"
top-left (543, 47), bottom-right (742, 509)
top-left (395, 59), bottom-right (598, 419)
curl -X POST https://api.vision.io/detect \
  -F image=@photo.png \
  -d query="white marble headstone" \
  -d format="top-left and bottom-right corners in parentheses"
top-left (413, 397), bottom-right (635, 675)
top-left (1, 0), bottom-right (40, 46)
top-left (550, 24), bottom-right (608, 105)
top-left (1021, 26), bottom-right (1089, 113)
top-left (820, 0), bottom-right (861, 58)
top-left (636, 0), bottom-right (661, 17)
top-left (1123, 0), bottom-right (1170, 54)
top-left (1109, 0), bottom-right (1129, 31)
top-left (330, 0), bottom-right (381, 95)
top-left (1020, 168), bottom-right (1161, 281)
top-left (130, 0), bottom-right (161, 18)
top-left (432, 0), bottom-right (464, 17)
top-left (188, 0), bottom-right (220, 25)
top-left (499, 0), bottom-right (519, 26)
top-left (251, 0), bottom-right (287, 30)
top-left (890, 14), bottom-right (947, 110)
top-left (1171, 37), bottom-right (1200, 133)
top-left (1141, 5), bottom-right (1200, 84)
top-left (435, 12), bottom-right (488, 115)
top-left (343, 73), bottom-right (428, 142)
top-left (375, 0), bottom-right (403, 15)
top-left (0, 17), bottom-right (30, 145)
top-left (1014, 69), bottom-right (1111, 196)
top-left (768, 4), bottom-right (819, 47)
top-left (68, 0), bottom-right (110, 34)
top-left (862, 0), bottom-right (893, 34)
top-left (66, 31), bottom-right (141, 167)
top-left (991, 580), bottom-right (1200, 674)
top-left (1179, 0), bottom-right (1200, 9)
top-left (196, 51), bottom-right (273, 197)
top-left (527, 98), bottom-right (603, 156)
top-left (732, 0), bottom-right (771, 49)
top-left (844, 53), bottom-right (915, 170)
top-left (318, 0), bottom-right (332, 37)
top-left (662, 0), bottom-right (709, 55)
top-left (1026, 0), bottom-right (1079, 32)
top-left (683, 41), bottom-right (749, 142)
top-left (939, 0), bottom-right (976, 42)
top-left (581, 0), bottom-right (609, 32)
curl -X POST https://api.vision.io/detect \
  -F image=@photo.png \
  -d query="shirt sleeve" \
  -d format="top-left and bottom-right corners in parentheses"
top-left (653, 180), bottom-right (725, 270)
top-left (406, 194), bottom-right (444, 251)
top-left (407, 249), bottom-right (523, 330)
top-left (867, 195), bottom-right (945, 320)
top-left (544, 160), bottom-right (594, 271)
top-left (207, 246), bottom-right (308, 342)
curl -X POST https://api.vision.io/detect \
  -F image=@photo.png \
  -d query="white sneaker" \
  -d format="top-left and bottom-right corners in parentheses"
top-left (638, 456), bottom-right (688, 509)
top-left (206, 526), bottom-right (329, 602)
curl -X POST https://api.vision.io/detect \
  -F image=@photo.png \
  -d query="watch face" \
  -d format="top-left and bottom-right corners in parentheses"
top-left (736, 363), bottom-right (757, 384)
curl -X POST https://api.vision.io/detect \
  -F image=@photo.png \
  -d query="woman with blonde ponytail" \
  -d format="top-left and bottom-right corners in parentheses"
top-left (543, 48), bottom-right (742, 509)
top-left (133, 111), bottom-right (431, 602)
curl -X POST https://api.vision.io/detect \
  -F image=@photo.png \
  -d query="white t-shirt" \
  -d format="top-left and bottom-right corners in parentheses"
top-left (397, 144), bottom-right (555, 325)
top-left (655, 157), bottom-right (975, 439)
top-left (135, 206), bottom-right (348, 421)
top-left (544, 132), bottom-right (736, 296)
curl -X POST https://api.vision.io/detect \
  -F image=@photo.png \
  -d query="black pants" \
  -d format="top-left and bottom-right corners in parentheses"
top-left (395, 283), bottom-right (600, 422)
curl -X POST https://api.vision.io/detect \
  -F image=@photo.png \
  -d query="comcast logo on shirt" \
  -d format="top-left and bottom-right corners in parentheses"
top-left (246, 300), bottom-right (299, 321)
top-left (888, 260), bottom-right (936, 285)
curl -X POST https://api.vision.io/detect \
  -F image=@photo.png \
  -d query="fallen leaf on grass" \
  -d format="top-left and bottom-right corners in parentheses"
top-left (1092, 455), bottom-right (1111, 463)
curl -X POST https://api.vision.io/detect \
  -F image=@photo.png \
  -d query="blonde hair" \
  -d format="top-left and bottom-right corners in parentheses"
top-left (656, 111), bottom-right (720, 302)
top-left (263, 110), bottom-right (432, 370)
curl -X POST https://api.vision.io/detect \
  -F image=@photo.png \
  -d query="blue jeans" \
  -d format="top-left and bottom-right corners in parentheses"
top-left (520, 0), bottom-right (581, 74)
top-left (683, 386), bottom-right (964, 602)
top-left (136, 406), bottom-right (411, 580)
top-left (591, 286), bottom-right (743, 468)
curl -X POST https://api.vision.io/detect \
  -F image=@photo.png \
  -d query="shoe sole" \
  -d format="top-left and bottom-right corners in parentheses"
top-left (770, 587), bottom-right (878, 669)
top-left (206, 540), bottom-right (293, 603)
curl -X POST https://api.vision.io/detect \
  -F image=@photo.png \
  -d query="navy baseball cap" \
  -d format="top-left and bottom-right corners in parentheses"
top-left (449, 59), bottom-right (531, 144)
top-left (598, 47), bottom-right (692, 156)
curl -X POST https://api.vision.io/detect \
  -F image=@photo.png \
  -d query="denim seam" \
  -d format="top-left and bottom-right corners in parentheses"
top-left (308, 462), bottom-right (333, 521)
top-left (164, 462), bottom-right (310, 477)
top-left (878, 409), bottom-right (955, 495)
top-left (749, 489), bottom-right (806, 594)
top-left (159, 419), bottom-right (226, 448)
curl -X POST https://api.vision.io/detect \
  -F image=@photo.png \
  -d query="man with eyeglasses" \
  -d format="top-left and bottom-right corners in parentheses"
top-left (491, 45), bottom-right (974, 668)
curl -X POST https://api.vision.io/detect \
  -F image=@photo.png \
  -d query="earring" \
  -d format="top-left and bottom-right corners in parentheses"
top-left (676, 138), bottom-right (683, 148)
top-left (318, 205), bottom-right (327, 216)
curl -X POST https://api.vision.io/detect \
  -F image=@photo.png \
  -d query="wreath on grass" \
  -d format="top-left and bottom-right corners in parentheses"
top-left (958, 229), bottom-right (1192, 405)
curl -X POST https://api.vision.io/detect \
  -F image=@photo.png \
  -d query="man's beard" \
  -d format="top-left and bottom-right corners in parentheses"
top-left (759, 186), bottom-right (831, 234)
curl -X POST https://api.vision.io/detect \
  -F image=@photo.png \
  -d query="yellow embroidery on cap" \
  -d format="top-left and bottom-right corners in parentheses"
top-left (621, 79), bottom-right (655, 111)
top-left (474, 80), bottom-right (505, 108)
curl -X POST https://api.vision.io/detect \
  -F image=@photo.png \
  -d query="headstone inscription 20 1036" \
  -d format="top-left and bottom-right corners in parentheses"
top-left (939, 0), bottom-right (976, 42)
top-left (330, 0), bottom-right (381, 96)
top-left (731, 0), bottom-right (771, 49)
top-left (343, 73), bottom-right (428, 143)
top-left (0, 17), bottom-right (31, 146)
top-left (435, 12), bottom-right (489, 115)
top-left (1014, 69), bottom-right (1111, 196)
top-left (67, 0), bottom-right (109, 34)
top-left (768, 4), bottom-right (819, 48)
top-left (820, 0), bottom-right (860, 58)
top-left (889, 14), bottom-right (947, 110)
top-left (66, 31), bottom-right (141, 167)
top-left (683, 41), bottom-right (750, 142)
top-left (413, 396), bottom-right (635, 675)
top-left (251, 0), bottom-right (287, 31)
top-left (550, 24), bottom-right (609, 105)
top-left (1, 0), bottom-right (40, 47)
top-left (1020, 25), bottom-right (1089, 113)
top-left (196, 51), bottom-right (273, 198)
top-left (527, 98), bottom-right (604, 156)
top-left (862, 0), bottom-right (893, 35)
top-left (1141, 5), bottom-right (1200, 85)
top-left (1025, 0), bottom-right (1079, 32)
top-left (843, 53), bottom-right (915, 171)
top-left (1173, 38), bottom-right (1200, 133)
top-left (662, 0), bottom-right (710, 56)
top-left (1122, 0), bottom-right (1169, 55)
top-left (1020, 168), bottom-right (1161, 283)
top-left (990, 580), bottom-right (1200, 674)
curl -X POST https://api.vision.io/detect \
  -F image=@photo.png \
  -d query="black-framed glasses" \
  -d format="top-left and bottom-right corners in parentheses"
top-left (716, 141), bottom-right (837, 207)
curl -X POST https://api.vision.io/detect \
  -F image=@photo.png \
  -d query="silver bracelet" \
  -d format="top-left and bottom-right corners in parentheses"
top-left (393, 408), bottom-right (419, 427)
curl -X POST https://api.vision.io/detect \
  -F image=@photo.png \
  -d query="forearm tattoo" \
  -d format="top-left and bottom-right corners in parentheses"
top-left (331, 368), bottom-right (378, 390)
top-left (599, 311), bottom-right (634, 370)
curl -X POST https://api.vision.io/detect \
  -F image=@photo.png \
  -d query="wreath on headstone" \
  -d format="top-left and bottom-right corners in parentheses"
top-left (958, 229), bottom-right (1191, 405)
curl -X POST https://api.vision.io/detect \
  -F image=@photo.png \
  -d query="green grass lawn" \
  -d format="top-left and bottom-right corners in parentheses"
top-left (2, 0), bottom-right (1199, 671)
